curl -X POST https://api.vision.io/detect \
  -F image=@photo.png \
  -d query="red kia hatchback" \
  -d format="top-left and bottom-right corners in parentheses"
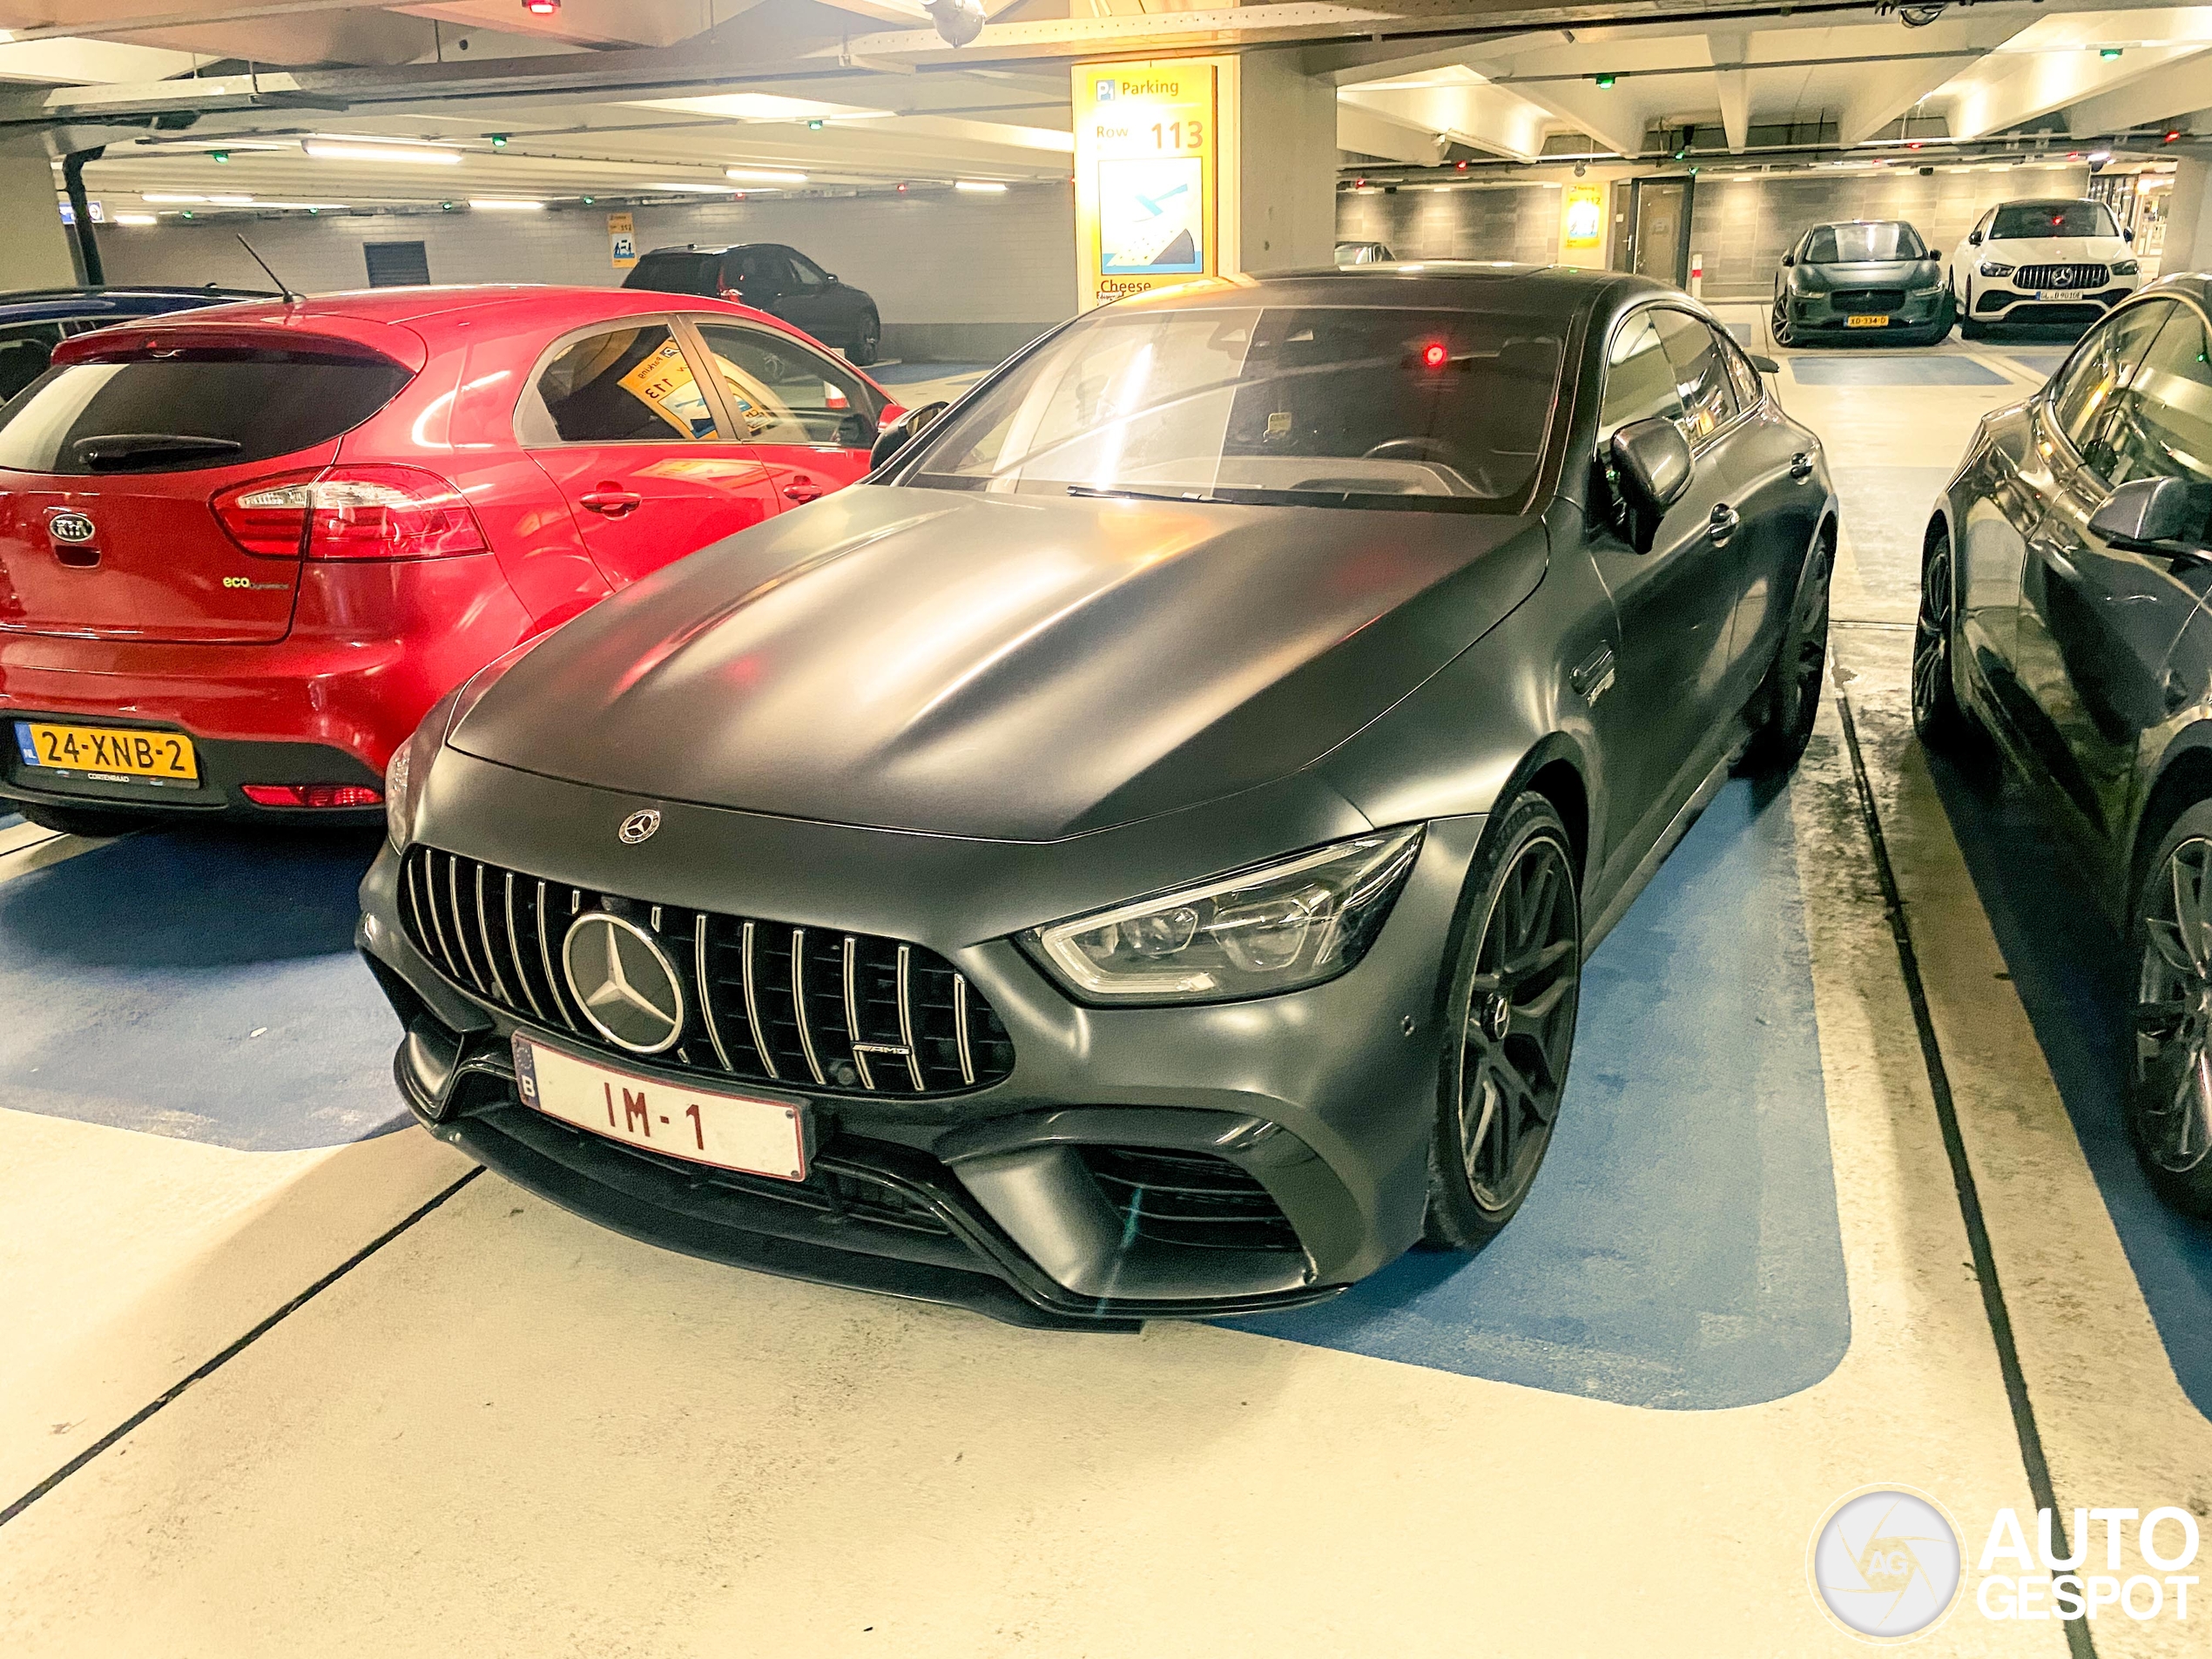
top-left (0, 285), bottom-right (900, 834)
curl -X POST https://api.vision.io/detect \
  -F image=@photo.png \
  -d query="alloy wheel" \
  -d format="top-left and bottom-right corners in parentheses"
top-left (1912, 536), bottom-right (1952, 728)
top-left (1456, 831), bottom-right (1580, 1211)
top-left (2134, 838), bottom-right (2212, 1177)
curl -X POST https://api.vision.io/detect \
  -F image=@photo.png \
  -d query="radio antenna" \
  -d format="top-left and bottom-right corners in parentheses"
top-left (235, 233), bottom-right (301, 304)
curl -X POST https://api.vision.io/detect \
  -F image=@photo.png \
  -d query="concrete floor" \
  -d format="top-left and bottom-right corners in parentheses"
top-left (2, 324), bottom-right (2209, 1656)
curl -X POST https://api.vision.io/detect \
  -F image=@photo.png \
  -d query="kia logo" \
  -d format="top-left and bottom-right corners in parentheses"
top-left (49, 512), bottom-right (95, 544)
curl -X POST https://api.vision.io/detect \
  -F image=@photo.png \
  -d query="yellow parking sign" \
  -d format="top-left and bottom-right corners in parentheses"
top-left (609, 211), bottom-right (637, 270)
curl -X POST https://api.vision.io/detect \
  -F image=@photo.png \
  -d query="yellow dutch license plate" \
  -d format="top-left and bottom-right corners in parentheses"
top-left (1846, 314), bottom-right (1891, 328)
top-left (13, 720), bottom-right (199, 786)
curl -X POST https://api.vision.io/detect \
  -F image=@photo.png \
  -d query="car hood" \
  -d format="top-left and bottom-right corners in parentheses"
top-left (1797, 257), bottom-right (1934, 287)
top-left (451, 484), bottom-right (1548, 841)
top-left (1973, 236), bottom-right (2129, 264)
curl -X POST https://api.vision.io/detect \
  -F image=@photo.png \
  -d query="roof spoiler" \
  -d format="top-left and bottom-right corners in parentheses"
top-left (52, 314), bottom-right (428, 374)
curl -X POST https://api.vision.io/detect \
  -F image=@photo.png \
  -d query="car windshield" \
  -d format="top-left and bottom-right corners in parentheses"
top-left (906, 303), bottom-right (1563, 513)
top-left (1805, 223), bottom-right (1924, 263)
top-left (1991, 201), bottom-right (2118, 240)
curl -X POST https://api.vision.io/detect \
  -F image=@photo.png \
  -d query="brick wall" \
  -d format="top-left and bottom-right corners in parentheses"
top-left (93, 184), bottom-right (1081, 363)
top-left (1690, 167), bottom-right (2092, 299)
top-left (1336, 182), bottom-right (1561, 263)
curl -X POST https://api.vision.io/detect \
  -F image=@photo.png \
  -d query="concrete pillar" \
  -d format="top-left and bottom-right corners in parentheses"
top-left (1233, 51), bottom-right (1336, 275)
top-left (0, 148), bottom-right (80, 288)
top-left (2162, 156), bottom-right (2212, 276)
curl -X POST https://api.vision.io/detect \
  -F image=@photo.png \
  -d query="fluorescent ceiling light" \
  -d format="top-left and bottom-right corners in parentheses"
top-left (113, 212), bottom-right (157, 226)
top-left (469, 199), bottom-right (544, 211)
top-left (646, 181), bottom-right (738, 192)
top-left (630, 93), bottom-right (888, 123)
top-left (954, 179), bottom-right (1008, 193)
top-left (726, 169), bottom-right (806, 185)
top-left (303, 140), bottom-right (462, 165)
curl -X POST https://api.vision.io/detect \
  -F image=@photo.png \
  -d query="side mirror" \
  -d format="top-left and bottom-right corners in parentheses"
top-left (1749, 354), bottom-right (1781, 376)
top-left (1781, 253), bottom-right (1795, 268)
top-left (869, 400), bottom-right (950, 472)
top-left (1609, 417), bottom-right (1694, 524)
top-left (2089, 476), bottom-right (2212, 551)
top-left (2124, 228), bottom-right (2135, 244)
top-left (1968, 231), bottom-right (1984, 247)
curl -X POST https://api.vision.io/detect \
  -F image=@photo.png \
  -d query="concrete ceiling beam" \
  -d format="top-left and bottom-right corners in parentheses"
top-left (1708, 30), bottom-right (1748, 153)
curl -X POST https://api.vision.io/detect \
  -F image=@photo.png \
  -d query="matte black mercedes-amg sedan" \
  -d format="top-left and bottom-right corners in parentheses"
top-left (359, 266), bottom-right (1839, 1327)
top-left (1915, 274), bottom-right (2212, 1215)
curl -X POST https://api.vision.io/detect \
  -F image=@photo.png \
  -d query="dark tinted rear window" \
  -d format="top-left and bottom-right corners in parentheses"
top-left (624, 252), bottom-right (717, 295)
top-left (0, 350), bottom-right (413, 475)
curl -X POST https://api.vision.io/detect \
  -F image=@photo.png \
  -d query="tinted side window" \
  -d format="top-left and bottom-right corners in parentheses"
top-left (532, 324), bottom-right (721, 443)
top-left (1653, 311), bottom-right (1738, 445)
top-left (695, 322), bottom-right (885, 447)
top-left (2053, 301), bottom-right (2173, 462)
top-left (0, 321), bottom-right (64, 403)
top-left (626, 253), bottom-right (715, 296)
top-left (1722, 337), bottom-right (1763, 411)
top-left (1805, 228), bottom-right (1839, 264)
top-left (2097, 307), bottom-right (2212, 491)
top-left (0, 350), bottom-right (412, 475)
top-left (1600, 314), bottom-right (1685, 442)
top-left (786, 252), bottom-right (828, 288)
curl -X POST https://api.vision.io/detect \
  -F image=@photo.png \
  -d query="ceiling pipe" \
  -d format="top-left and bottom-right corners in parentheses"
top-left (62, 146), bottom-right (105, 286)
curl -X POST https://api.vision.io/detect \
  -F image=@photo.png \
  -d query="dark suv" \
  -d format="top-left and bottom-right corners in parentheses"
top-left (624, 244), bottom-right (882, 365)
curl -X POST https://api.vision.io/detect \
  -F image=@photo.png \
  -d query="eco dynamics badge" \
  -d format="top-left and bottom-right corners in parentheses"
top-left (1808, 1487), bottom-right (1966, 1642)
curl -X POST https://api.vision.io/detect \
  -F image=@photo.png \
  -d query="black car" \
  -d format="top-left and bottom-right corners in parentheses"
top-left (360, 266), bottom-right (1838, 1328)
top-left (0, 284), bottom-right (277, 401)
top-left (624, 243), bottom-right (882, 365)
top-left (1914, 275), bottom-right (2212, 1213)
top-left (1772, 220), bottom-right (1951, 347)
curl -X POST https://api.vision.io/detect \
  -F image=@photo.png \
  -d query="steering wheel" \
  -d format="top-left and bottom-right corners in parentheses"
top-left (1363, 437), bottom-right (1454, 463)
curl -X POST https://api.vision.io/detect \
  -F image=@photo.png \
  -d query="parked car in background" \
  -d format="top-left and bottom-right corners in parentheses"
top-left (1947, 199), bottom-right (2141, 340)
top-left (1771, 220), bottom-right (1950, 347)
top-left (363, 266), bottom-right (1838, 1330)
top-left (0, 285), bottom-right (900, 837)
top-left (1914, 276), bottom-right (2212, 1213)
top-left (624, 244), bottom-right (883, 365)
top-left (1335, 239), bottom-right (1395, 266)
top-left (0, 285), bottom-right (276, 401)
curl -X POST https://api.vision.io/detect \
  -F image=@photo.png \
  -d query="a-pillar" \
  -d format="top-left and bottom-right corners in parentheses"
top-left (1233, 50), bottom-right (1337, 275)
top-left (0, 145), bottom-right (80, 288)
top-left (2161, 155), bottom-right (2212, 276)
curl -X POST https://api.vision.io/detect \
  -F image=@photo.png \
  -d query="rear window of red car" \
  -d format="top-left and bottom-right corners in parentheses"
top-left (0, 348), bottom-right (413, 475)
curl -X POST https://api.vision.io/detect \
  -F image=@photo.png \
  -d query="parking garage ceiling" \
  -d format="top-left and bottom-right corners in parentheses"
top-left (0, 0), bottom-right (2208, 216)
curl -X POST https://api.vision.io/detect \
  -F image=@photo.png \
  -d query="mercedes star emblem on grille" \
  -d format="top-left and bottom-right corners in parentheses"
top-left (562, 913), bottom-right (685, 1053)
top-left (2053, 268), bottom-right (2074, 287)
top-left (618, 809), bottom-right (661, 845)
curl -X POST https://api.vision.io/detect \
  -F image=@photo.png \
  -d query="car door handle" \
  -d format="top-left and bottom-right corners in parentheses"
top-left (579, 489), bottom-right (642, 516)
top-left (1569, 645), bottom-right (1615, 699)
top-left (782, 476), bottom-right (824, 503)
top-left (1790, 452), bottom-right (1815, 482)
top-left (1709, 502), bottom-right (1741, 544)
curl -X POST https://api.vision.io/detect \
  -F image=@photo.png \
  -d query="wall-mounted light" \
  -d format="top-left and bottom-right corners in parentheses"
top-left (113, 212), bottom-right (157, 226)
top-left (954, 179), bottom-right (1008, 192)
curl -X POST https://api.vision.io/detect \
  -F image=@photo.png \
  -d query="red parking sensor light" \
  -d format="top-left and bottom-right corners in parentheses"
top-left (1421, 341), bottom-right (1449, 368)
top-left (2168, 131), bottom-right (2182, 142)
top-left (242, 784), bottom-right (383, 809)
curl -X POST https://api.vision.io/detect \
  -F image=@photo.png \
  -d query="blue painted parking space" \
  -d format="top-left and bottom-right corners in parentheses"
top-left (1235, 779), bottom-right (1852, 1410)
top-left (0, 829), bottom-right (405, 1150)
top-left (2006, 351), bottom-right (2073, 379)
top-left (1932, 756), bottom-right (2212, 1420)
top-left (1791, 356), bottom-right (2008, 387)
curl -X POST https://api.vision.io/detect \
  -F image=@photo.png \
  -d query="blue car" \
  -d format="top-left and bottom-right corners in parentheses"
top-left (0, 286), bottom-right (275, 401)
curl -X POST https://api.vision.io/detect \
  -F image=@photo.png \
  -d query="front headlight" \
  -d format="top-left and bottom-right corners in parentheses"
top-left (384, 738), bottom-right (416, 851)
top-left (1979, 260), bottom-right (2015, 279)
top-left (1027, 826), bottom-right (1424, 1004)
top-left (2113, 259), bottom-right (2141, 277)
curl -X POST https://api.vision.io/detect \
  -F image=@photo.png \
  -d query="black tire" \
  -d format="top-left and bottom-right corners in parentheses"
top-left (1422, 792), bottom-right (1581, 1250)
top-left (848, 309), bottom-right (881, 368)
top-left (1960, 310), bottom-right (1988, 341)
top-left (17, 802), bottom-right (138, 838)
top-left (1740, 529), bottom-right (1833, 776)
top-left (1771, 293), bottom-right (1796, 348)
top-left (1912, 519), bottom-right (1973, 749)
top-left (2127, 801), bottom-right (2212, 1217)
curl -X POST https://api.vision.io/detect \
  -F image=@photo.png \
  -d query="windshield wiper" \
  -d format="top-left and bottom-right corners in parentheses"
top-left (1065, 483), bottom-right (1232, 505)
top-left (73, 433), bottom-right (245, 471)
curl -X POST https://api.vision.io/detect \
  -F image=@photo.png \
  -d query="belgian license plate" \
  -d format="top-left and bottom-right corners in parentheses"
top-left (13, 720), bottom-right (199, 786)
top-left (1846, 314), bottom-right (1890, 328)
top-left (512, 1034), bottom-right (810, 1181)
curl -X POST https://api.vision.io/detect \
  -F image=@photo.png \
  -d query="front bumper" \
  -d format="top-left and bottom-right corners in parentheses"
top-left (1971, 283), bottom-right (2135, 324)
top-left (1786, 288), bottom-right (1947, 334)
top-left (358, 753), bottom-right (1487, 1328)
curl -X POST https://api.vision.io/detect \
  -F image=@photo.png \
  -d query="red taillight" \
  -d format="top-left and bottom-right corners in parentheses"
top-left (242, 784), bottom-right (383, 808)
top-left (212, 465), bottom-right (488, 562)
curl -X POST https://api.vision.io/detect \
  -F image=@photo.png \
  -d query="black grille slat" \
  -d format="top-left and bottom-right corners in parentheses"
top-left (1830, 287), bottom-right (1904, 312)
top-left (1081, 1147), bottom-right (1301, 1252)
top-left (397, 846), bottom-right (1012, 1098)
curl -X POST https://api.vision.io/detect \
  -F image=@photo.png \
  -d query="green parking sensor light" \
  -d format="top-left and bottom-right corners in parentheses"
top-left (2100, 46), bottom-right (2123, 60)
top-left (210, 150), bottom-right (229, 163)
top-left (807, 118), bottom-right (825, 130)
top-left (489, 133), bottom-right (509, 147)
top-left (1594, 73), bottom-right (1617, 89)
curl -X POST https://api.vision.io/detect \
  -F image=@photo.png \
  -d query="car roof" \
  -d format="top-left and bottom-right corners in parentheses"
top-left (0, 285), bottom-right (274, 324)
top-left (104, 283), bottom-right (803, 343)
top-left (1115, 263), bottom-right (1673, 320)
top-left (638, 244), bottom-right (783, 256)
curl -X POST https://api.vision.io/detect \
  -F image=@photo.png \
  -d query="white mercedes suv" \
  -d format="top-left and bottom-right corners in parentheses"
top-left (1948, 198), bottom-right (2141, 339)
